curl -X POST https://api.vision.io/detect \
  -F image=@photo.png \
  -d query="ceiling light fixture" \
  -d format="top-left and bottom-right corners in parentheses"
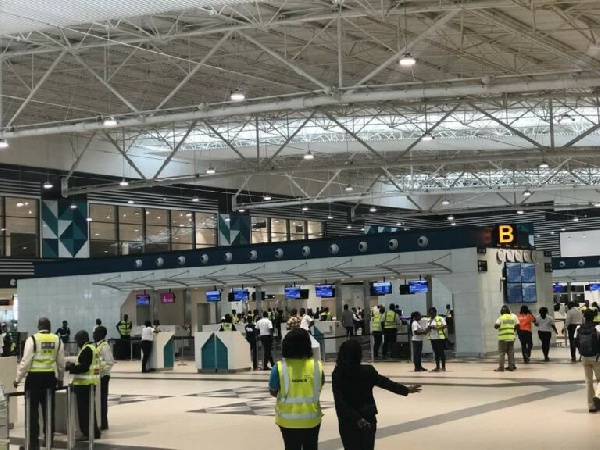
top-left (441, 199), bottom-right (450, 206)
top-left (303, 151), bottom-right (315, 160)
top-left (573, 216), bottom-right (579, 222)
top-left (206, 166), bottom-right (216, 174)
top-left (523, 189), bottom-right (532, 197)
top-left (516, 210), bottom-right (525, 215)
top-left (451, 222), bottom-right (457, 226)
top-left (399, 53), bottom-right (416, 66)
top-left (539, 161), bottom-right (549, 169)
top-left (264, 195), bottom-right (272, 201)
top-left (102, 116), bottom-right (118, 127)
top-left (119, 179), bottom-right (129, 186)
top-left (0, 139), bottom-right (9, 149)
top-left (302, 206), bottom-right (309, 212)
top-left (447, 215), bottom-right (454, 221)
top-left (127, 200), bottom-right (134, 204)
top-left (238, 209), bottom-right (246, 213)
top-left (43, 181), bottom-right (53, 189)
top-left (86, 217), bottom-right (93, 222)
top-left (192, 196), bottom-right (200, 203)
top-left (230, 89), bottom-right (246, 102)
top-left (345, 184), bottom-right (354, 192)
top-left (327, 214), bottom-right (333, 220)
top-left (346, 224), bottom-right (352, 229)
top-left (70, 203), bottom-right (77, 210)
top-left (594, 202), bottom-right (600, 208)
top-left (369, 206), bottom-right (377, 213)
top-left (561, 227), bottom-right (567, 231)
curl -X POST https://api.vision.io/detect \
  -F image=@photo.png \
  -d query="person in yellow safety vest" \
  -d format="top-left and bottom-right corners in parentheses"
top-left (269, 328), bottom-right (324, 449)
top-left (93, 326), bottom-right (114, 431)
top-left (115, 314), bottom-right (132, 360)
top-left (14, 317), bottom-right (65, 450)
top-left (427, 307), bottom-right (448, 372)
top-left (219, 314), bottom-right (237, 332)
top-left (371, 306), bottom-right (384, 359)
top-left (116, 314), bottom-right (132, 338)
top-left (232, 309), bottom-right (240, 325)
top-left (592, 302), bottom-right (600, 323)
top-left (381, 304), bottom-right (401, 359)
top-left (494, 306), bottom-right (520, 372)
top-left (66, 330), bottom-right (101, 441)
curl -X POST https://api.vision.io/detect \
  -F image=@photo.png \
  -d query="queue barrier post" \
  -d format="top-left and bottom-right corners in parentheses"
top-left (67, 385), bottom-right (75, 450)
top-left (88, 385), bottom-right (95, 450)
top-left (44, 389), bottom-right (52, 450)
top-left (24, 390), bottom-right (30, 450)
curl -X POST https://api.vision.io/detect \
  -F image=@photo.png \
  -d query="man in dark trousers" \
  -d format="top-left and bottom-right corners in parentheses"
top-left (115, 314), bottom-right (132, 359)
top-left (244, 318), bottom-right (258, 370)
top-left (94, 326), bottom-right (114, 430)
top-left (14, 317), bottom-right (65, 450)
top-left (382, 304), bottom-right (400, 359)
top-left (66, 330), bottom-right (101, 441)
top-left (256, 312), bottom-right (274, 370)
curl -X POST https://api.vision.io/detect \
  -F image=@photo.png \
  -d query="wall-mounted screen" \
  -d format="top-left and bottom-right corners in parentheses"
top-left (520, 263), bottom-right (536, 283)
top-left (284, 287), bottom-right (301, 299)
top-left (408, 281), bottom-right (429, 294)
top-left (589, 283), bottom-right (600, 292)
top-left (136, 294), bottom-right (150, 306)
top-left (370, 282), bottom-right (392, 296)
top-left (522, 283), bottom-right (537, 303)
top-left (506, 283), bottom-right (523, 303)
top-left (552, 283), bottom-right (564, 293)
top-left (506, 262), bottom-right (522, 283)
top-left (206, 290), bottom-right (221, 302)
top-left (160, 292), bottom-right (175, 304)
top-left (315, 284), bottom-right (334, 298)
top-left (232, 289), bottom-right (249, 301)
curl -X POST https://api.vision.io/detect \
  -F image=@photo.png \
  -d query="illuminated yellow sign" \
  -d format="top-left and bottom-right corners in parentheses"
top-left (498, 225), bottom-right (515, 244)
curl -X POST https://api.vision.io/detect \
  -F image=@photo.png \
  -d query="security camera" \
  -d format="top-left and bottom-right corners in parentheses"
top-left (358, 242), bottom-right (368, 253)
top-left (201, 254), bottom-right (209, 264)
top-left (155, 257), bottom-right (164, 267)
top-left (302, 246), bottom-right (311, 257)
top-left (275, 248), bottom-right (284, 259)
top-left (177, 256), bottom-right (186, 265)
top-left (388, 239), bottom-right (399, 251)
top-left (329, 244), bottom-right (340, 255)
top-left (249, 250), bottom-right (258, 261)
top-left (224, 252), bottom-right (233, 263)
top-left (417, 236), bottom-right (429, 248)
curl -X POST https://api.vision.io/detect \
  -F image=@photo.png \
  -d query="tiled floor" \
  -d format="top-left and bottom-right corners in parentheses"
top-left (9, 348), bottom-right (600, 449)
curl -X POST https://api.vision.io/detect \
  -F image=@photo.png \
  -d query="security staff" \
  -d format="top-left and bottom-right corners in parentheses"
top-left (381, 304), bottom-right (401, 359)
top-left (231, 309), bottom-right (240, 325)
top-left (14, 317), bottom-right (65, 450)
top-left (494, 306), bottom-right (519, 372)
top-left (428, 307), bottom-right (448, 372)
top-left (219, 314), bottom-right (236, 332)
top-left (371, 306), bottom-right (384, 359)
top-left (244, 319), bottom-right (258, 370)
top-left (94, 326), bottom-right (114, 431)
top-left (115, 314), bottom-right (132, 359)
top-left (66, 330), bottom-right (101, 440)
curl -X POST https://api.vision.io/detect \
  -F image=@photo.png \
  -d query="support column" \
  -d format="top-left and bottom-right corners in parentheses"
top-left (425, 276), bottom-right (433, 312)
top-left (255, 285), bottom-right (263, 313)
top-left (335, 281), bottom-right (343, 321)
top-left (362, 281), bottom-right (371, 335)
top-left (183, 289), bottom-right (192, 328)
top-left (151, 291), bottom-right (159, 324)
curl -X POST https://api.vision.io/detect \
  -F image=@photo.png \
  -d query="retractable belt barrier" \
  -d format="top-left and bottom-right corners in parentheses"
top-left (171, 336), bottom-right (195, 366)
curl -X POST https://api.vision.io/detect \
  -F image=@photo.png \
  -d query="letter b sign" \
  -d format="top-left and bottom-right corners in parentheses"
top-left (498, 225), bottom-right (515, 245)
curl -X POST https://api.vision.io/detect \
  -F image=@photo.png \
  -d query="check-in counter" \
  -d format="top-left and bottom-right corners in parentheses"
top-left (148, 332), bottom-right (175, 371)
top-left (313, 321), bottom-right (342, 355)
top-left (194, 332), bottom-right (251, 373)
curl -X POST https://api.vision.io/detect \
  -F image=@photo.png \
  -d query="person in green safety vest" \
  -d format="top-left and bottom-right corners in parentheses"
top-left (66, 330), bottom-right (101, 440)
top-left (371, 306), bottom-right (384, 359)
top-left (219, 314), bottom-right (237, 332)
top-left (494, 306), bottom-right (520, 372)
top-left (592, 302), bottom-right (600, 324)
top-left (115, 314), bottom-right (133, 360)
top-left (427, 307), bottom-right (448, 372)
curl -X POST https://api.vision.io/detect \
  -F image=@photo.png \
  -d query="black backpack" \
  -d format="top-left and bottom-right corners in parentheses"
top-left (576, 323), bottom-right (600, 358)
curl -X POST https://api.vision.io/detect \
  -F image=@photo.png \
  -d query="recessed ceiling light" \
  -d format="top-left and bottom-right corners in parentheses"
top-left (451, 222), bottom-right (457, 226)
top-left (119, 179), bottom-right (129, 186)
top-left (517, 210), bottom-right (525, 215)
top-left (441, 199), bottom-right (450, 205)
top-left (186, 213), bottom-right (192, 217)
top-left (573, 216), bottom-right (579, 222)
top-left (0, 139), bottom-right (9, 149)
top-left (103, 116), bottom-right (118, 127)
top-left (369, 206), bottom-right (377, 213)
top-left (238, 209), bottom-right (246, 213)
top-left (361, 227), bottom-right (365, 231)
top-left (225, 218), bottom-right (230, 222)
top-left (206, 166), bottom-right (216, 175)
top-left (70, 203), bottom-right (77, 210)
top-left (86, 217), bottom-right (93, 222)
top-left (327, 215), bottom-right (333, 220)
top-left (16, 202), bottom-right (24, 208)
top-left (230, 89), bottom-right (246, 101)
top-left (302, 206), bottom-right (309, 211)
top-left (594, 202), bottom-right (600, 207)
top-left (192, 196), bottom-right (200, 203)
top-left (264, 195), bottom-right (272, 201)
top-left (303, 151), bottom-right (315, 160)
top-left (583, 234), bottom-right (587, 238)
top-left (396, 222), bottom-right (402, 226)
top-left (399, 53), bottom-right (416, 66)
top-left (539, 161), bottom-right (549, 169)
top-left (346, 224), bottom-right (352, 229)
top-left (523, 189), bottom-right (532, 197)
top-left (43, 181), bottom-right (53, 189)
top-left (561, 227), bottom-right (566, 231)
top-left (550, 231), bottom-right (555, 235)
top-left (157, 216), bottom-right (160, 219)
top-left (127, 200), bottom-right (134, 204)
top-left (95, 233), bottom-right (100, 236)
top-left (345, 184), bottom-right (354, 192)
top-left (447, 215), bottom-right (454, 220)
top-left (28, 210), bottom-right (32, 214)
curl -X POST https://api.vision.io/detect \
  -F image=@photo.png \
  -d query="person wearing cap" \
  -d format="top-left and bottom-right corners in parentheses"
top-left (14, 317), bottom-right (65, 450)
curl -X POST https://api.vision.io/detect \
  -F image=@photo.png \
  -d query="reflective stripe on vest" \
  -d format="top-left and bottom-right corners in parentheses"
top-left (118, 321), bottom-right (132, 336)
top-left (498, 314), bottom-right (516, 341)
top-left (384, 310), bottom-right (397, 329)
top-left (371, 314), bottom-right (382, 332)
top-left (429, 316), bottom-right (446, 340)
top-left (72, 343), bottom-right (100, 386)
top-left (221, 323), bottom-right (233, 332)
top-left (30, 333), bottom-right (59, 373)
top-left (275, 358), bottom-right (322, 429)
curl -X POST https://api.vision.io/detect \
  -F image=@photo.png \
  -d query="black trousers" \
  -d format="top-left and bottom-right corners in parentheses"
top-left (117, 336), bottom-right (131, 359)
top-left (431, 339), bottom-right (446, 368)
top-left (249, 340), bottom-right (258, 369)
top-left (567, 324), bottom-right (579, 359)
top-left (260, 335), bottom-right (274, 369)
top-left (279, 425), bottom-right (320, 450)
top-left (73, 385), bottom-right (100, 438)
top-left (100, 375), bottom-right (110, 429)
top-left (141, 340), bottom-right (153, 373)
top-left (345, 326), bottom-right (354, 338)
top-left (339, 420), bottom-right (377, 450)
top-left (372, 332), bottom-right (382, 358)
top-left (538, 331), bottom-right (552, 359)
top-left (24, 372), bottom-right (56, 450)
top-left (381, 328), bottom-right (396, 358)
top-left (517, 330), bottom-right (533, 359)
top-left (412, 340), bottom-right (424, 370)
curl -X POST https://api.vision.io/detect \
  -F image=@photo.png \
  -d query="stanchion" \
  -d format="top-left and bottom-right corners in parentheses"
top-left (370, 334), bottom-right (375, 363)
top-left (88, 386), bottom-right (95, 450)
top-left (177, 338), bottom-right (187, 367)
top-left (44, 389), bottom-right (52, 450)
top-left (24, 391), bottom-right (30, 450)
top-left (66, 386), bottom-right (75, 450)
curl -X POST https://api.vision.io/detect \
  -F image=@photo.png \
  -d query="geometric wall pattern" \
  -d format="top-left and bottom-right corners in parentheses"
top-left (42, 200), bottom-right (89, 258)
top-left (218, 214), bottom-right (250, 247)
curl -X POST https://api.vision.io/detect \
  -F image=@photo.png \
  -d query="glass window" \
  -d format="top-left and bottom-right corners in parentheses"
top-left (307, 221), bottom-right (323, 240)
top-left (195, 212), bottom-right (216, 249)
top-left (270, 218), bottom-right (288, 242)
top-left (145, 208), bottom-right (169, 253)
top-left (290, 221), bottom-right (306, 241)
top-left (89, 204), bottom-right (117, 258)
top-left (251, 216), bottom-right (269, 243)
top-left (171, 211), bottom-right (193, 250)
top-left (118, 206), bottom-right (143, 255)
top-left (5, 197), bottom-right (38, 258)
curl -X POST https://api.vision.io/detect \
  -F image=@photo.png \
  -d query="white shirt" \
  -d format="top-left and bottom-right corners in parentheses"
top-left (536, 316), bottom-right (555, 333)
top-left (411, 320), bottom-right (427, 342)
top-left (141, 326), bottom-right (154, 341)
top-left (427, 316), bottom-right (447, 340)
top-left (96, 340), bottom-right (115, 377)
top-left (16, 331), bottom-right (65, 384)
top-left (300, 315), bottom-right (313, 331)
top-left (565, 308), bottom-right (583, 327)
top-left (256, 318), bottom-right (273, 336)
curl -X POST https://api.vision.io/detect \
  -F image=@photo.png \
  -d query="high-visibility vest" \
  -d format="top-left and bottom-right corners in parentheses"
top-left (371, 313), bottom-right (382, 332)
top-left (275, 358), bottom-right (323, 429)
top-left (594, 311), bottom-right (600, 323)
top-left (96, 340), bottom-right (111, 377)
top-left (233, 316), bottom-right (239, 325)
top-left (117, 321), bottom-right (132, 336)
top-left (383, 310), bottom-right (397, 329)
top-left (72, 343), bottom-right (100, 386)
top-left (221, 323), bottom-right (233, 332)
top-left (446, 310), bottom-right (453, 319)
top-left (429, 316), bottom-right (446, 340)
top-left (498, 314), bottom-right (517, 342)
top-left (30, 332), bottom-right (59, 373)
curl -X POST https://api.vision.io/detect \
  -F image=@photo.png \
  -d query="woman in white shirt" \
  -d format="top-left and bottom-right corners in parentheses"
top-left (141, 320), bottom-right (154, 373)
top-left (535, 307), bottom-right (558, 362)
top-left (410, 312), bottom-right (428, 372)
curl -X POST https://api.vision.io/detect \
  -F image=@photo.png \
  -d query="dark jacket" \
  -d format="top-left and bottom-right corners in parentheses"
top-left (68, 344), bottom-right (94, 374)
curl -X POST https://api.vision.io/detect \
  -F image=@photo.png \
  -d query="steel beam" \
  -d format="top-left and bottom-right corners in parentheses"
top-left (152, 122), bottom-right (197, 179)
top-left (203, 121), bottom-right (248, 162)
top-left (103, 132), bottom-right (147, 179)
top-left (65, 132), bottom-right (97, 181)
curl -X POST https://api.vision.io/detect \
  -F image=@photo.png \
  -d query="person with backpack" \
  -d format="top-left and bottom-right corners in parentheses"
top-left (574, 309), bottom-right (600, 413)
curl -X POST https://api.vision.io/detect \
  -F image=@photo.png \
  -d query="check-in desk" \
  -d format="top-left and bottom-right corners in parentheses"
top-left (313, 321), bottom-right (342, 355)
top-left (148, 332), bottom-right (175, 371)
top-left (194, 332), bottom-right (251, 373)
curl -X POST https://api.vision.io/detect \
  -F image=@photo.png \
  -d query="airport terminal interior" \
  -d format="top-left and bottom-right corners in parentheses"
top-left (0, 0), bottom-right (599, 448)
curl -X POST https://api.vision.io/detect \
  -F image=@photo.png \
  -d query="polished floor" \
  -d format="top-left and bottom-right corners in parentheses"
top-left (9, 348), bottom-right (600, 449)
